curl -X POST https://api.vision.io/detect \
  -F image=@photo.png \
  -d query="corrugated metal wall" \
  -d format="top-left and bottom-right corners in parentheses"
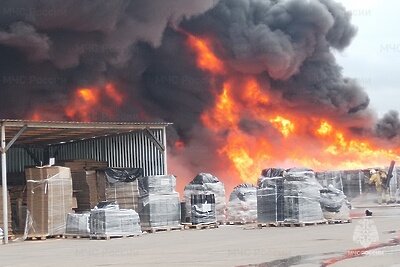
top-left (49, 129), bottom-right (165, 176)
top-left (2, 128), bottom-right (166, 177)
top-left (3, 147), bottom-right (45, 173)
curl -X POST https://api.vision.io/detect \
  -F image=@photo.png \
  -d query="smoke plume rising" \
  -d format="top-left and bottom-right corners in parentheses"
top-left (0, 0), bottom-right (399, 192)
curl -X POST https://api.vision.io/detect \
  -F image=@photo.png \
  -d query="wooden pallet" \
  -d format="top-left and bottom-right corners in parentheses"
top-left (183, 222), bottom-right (219, 230)
top-left (226, 221), bottom-right (256, 225)
top-left (63, 234), bottom-right (90, 239)
top-left (142, 225), bottom-right (184, 233)
top-left (281, 220), bottom-right (328, 227)
top-left (327, 219), bottom-right (352, 224)
top-left (26, 235), bottom-right (64, 241)
top-left (89, 233), bottom-right (141, 240)
top-left (258, 220), bottom-right (328, 228)
top-left (257, 222), bottom-right (282, 228)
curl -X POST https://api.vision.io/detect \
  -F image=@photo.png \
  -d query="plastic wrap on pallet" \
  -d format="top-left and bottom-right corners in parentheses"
top-left (191, 194), bottom-right (216, 224)
top-left (97, 169), bottom-right (141, 212)
top-left (25, 166), bottom-right (74, 237)
top-left (184, 173), bottom-right (226, 223)
top-left (104, 168), bottom-right (143, 183)
top-left (138, 175), bottom-right (176, 196)
top-left (284, 168), bottom-right (324, 223)
top-left (89, 205), bottom-right (141, 236)
top-left (320, 185), bottom-right (351, 220)
top-left (65, 213), bottom-right (90, 236)
top-left (138, 192), bottom-right (181, 228)
top-left (257, 177), bottom-right (285, 223)
top-left (320, 185), bottom-right (350, 212)
top-left (227, 184), bottom-right (257, 223)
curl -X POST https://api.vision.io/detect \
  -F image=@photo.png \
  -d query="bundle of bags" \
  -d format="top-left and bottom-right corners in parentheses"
top-left (184, 173), bottom-right (226, 223)
top-left (227, 184), bottom-right (257, 223)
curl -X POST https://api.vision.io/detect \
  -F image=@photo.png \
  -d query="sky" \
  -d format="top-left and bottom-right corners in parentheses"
top-left (336, 0), bottom-right (400, 117)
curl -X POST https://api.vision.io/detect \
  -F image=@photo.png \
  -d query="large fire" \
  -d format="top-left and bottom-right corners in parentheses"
top-left (65, 83), bottom-right (124, 122)
top-left (188, 33), bottom-right (400, 184)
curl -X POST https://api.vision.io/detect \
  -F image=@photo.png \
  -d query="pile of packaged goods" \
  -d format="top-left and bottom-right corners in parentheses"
top-left (284, 168), bottom-right (325, 223)
top-left (227, 184), bottom-right (257, 223)
top-left (257, 176), bottom-right (285, 223)
top-left (184, 173), bottom-right (226, 223)
top-left (137, 175), bottom-right (181, 228)
top-left (25, 166), bottom-right (74, 237)
top-left (97, 168), bottom-right (143, 211)
top-left (320, 184), bottom-right (351, 221)
top-left (191, 194), bottom-right (216, 224)
top-left (59, 160), bottom-right (108, 212)
top-left (65, 213), bottom-right (90, 236)
top-left (89, 201), bottom-right (141, 237)
top-left (258, 168), bottom-right (325, 224)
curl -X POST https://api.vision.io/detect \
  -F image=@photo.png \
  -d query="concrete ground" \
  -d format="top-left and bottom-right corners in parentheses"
top-left (0, 206), bottom-right (399, 267)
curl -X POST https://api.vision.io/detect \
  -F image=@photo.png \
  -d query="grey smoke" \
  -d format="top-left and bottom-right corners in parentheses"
top-left (376, 111), bottom-right (400, 140)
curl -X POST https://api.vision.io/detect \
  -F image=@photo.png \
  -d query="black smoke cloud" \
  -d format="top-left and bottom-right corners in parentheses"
top-left (0, 0), bottom-right (399, 143)
top-left (0, 0), bottom-right (215, 118)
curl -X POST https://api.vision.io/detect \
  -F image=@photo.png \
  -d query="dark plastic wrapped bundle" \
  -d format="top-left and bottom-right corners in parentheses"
top-left (138, 193), bottom-right (181, 227)
top-left (138, 175), bottom-right (177, 196)
top-left (320, 185), bottom-right (351, 220)
top-left (191, 194), bottom-right (216, 224)
top-left (227, 184), bottom-right (257, 223)
top-left (283, 169), bottom-right (324, 223)
top-left (184, 173), bottom-right (226, 223)
top-left (320, 185), bottom-right (349, 212)
top-left (65, 213), bottom-right (90, 236)
top-left (104, 168), bottom-right (143, 183)
top-left (257, 177), bottom-right (285, 223)
top-left (89, 206), bottom-right (142, 237)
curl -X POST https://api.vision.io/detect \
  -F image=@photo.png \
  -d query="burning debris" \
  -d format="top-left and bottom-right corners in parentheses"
top-left (1, 0), bottom-right (400, 187)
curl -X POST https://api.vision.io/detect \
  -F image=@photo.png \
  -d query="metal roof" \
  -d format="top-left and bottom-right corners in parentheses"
top-left (0, 119), bottom-right (172, 146)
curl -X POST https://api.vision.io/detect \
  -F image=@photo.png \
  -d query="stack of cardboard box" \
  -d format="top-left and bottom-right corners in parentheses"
top-left (96, 168), bottom-right (142, 211)
top-left (59, 160), bottom-right (108, 212)
top-left (25, 166), bottom-right (74, 237)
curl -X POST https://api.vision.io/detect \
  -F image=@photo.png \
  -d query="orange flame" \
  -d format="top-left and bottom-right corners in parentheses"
top-left (65, 83), bottom-right (124, 122)
top-left (186, 33), bottom-right (400, 184)
top-left (269, 116), bottom-right (295, 138)
top-left (186, 33), bottom-right (225, 74)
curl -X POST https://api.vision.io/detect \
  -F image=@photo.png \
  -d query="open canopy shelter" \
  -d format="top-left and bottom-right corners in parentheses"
top-left (0, 119), bottom-right (171, 243)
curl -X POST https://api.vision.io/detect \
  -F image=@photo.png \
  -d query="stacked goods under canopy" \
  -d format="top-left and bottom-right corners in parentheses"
top-left (97, 168), bottom-right (143, 211)
top-left (25, 166), bottom-right (74, 237)
top-left (59, 160), bottom-right (108, 212)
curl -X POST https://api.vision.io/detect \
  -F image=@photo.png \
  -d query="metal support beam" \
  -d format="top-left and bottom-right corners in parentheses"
top-left (1, 123), bottom-right (8, 244)
top-left (4, 125), bottom-right (27, 152)
top-left (162, 127), bottom-right (168, 175)
top-left (143, 128), bottom-right (165, 152)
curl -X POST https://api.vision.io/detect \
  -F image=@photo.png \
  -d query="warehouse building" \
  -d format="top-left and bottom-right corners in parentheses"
top-left (0, 119), bottom-right (171, 243)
